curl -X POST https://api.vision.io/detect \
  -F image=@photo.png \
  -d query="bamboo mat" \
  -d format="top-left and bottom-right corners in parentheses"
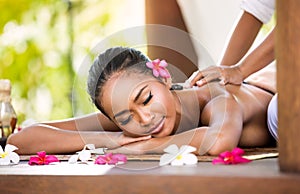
top-left (20, 147), bottom-right (278, 162)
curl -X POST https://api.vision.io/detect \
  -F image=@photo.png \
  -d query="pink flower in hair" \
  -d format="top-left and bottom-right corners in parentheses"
top-left (146, 59), bottom-right (170, 78)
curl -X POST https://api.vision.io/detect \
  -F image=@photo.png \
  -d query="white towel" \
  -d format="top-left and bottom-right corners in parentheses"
top-left (241, 0), bottom-right (275, 24)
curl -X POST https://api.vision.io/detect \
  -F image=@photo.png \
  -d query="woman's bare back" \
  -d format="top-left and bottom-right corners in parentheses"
top-left (194, 82), bottom-right (274, 147)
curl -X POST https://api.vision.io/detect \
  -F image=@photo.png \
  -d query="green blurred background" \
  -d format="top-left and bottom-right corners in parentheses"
top-left (0, 0), bottom-right (146, 124)
top-left (0, 0), bottom-right (274, 126)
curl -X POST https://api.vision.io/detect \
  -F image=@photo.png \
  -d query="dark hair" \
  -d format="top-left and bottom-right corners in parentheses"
top-left (87, 47), bottom-right (155, 116)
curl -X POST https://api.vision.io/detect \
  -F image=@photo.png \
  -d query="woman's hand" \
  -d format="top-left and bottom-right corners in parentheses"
top-left (105, 132), bottom-right (151, 149)
top-left (107, 137), bottom-right (163, 155)
top-left (188, 65), bottom-right (244, 87)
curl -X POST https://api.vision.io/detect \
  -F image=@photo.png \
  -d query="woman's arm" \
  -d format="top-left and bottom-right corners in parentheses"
top-left (7, 112), bottom-right (151, 154)
top-left (42, 112), bottom-right (120, 132)
top-left (7, 125), bottom-right (150, 154)
top-left (109, 95), bottom-right (244, 155)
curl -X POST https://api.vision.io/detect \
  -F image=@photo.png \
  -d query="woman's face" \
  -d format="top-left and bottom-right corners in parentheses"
top-left (100, 71), bottom-right (178, 138)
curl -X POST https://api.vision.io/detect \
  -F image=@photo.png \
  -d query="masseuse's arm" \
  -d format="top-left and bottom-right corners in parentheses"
top-left (220, 11), bottom-right (263, 66)
top-left (190, 12), bottom-right (274, 86)
top-left (109, 95), bottom-right (243, 155)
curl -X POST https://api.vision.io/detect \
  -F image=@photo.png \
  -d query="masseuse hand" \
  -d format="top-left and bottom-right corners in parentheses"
top-left (188, 65), bottom-right (244, 87)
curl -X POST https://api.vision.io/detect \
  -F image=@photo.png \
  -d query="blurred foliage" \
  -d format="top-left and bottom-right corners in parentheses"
top-left (0, 0), bottom-right (145, 124)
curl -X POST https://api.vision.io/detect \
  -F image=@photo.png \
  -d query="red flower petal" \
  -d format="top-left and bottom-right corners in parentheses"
top-left (212, 148), bottom-right (251, 165)
top-left (28, 156), bottom-right (43, 165)
top-left (94, 156), bottom-right (108, 165)
top-left (37, 151), bottom-right (46, 158)
top-left (212, 157), bottom-right (226, 165)
top-left (232, 156), bottom-right (251, 164)
top-left (231, 147), bottom-right (245, 156)
top-left (111, 154), bottom-right (127, 163)
top-left (28, 151), bottom-right (59, 165)
top-left (44, 155), bottom-right (59, 164)
top-left (219, 151), bottom-right (232, 159)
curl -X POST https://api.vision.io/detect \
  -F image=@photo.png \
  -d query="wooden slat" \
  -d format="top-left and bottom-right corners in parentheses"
top-left (276, 0), bottom-right (300, 172)
top-left (2, 159), bottom-right (300, 194)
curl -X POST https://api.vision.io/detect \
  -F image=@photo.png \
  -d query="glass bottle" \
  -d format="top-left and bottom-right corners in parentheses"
top-left (0, 79), bottom-right (17, 147)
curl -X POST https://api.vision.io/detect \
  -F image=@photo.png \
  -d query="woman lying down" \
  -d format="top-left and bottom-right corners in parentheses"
top-left (8, 47), bottom-right (276, 155)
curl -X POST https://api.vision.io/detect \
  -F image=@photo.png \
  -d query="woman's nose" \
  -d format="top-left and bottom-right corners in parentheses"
top-left (136, 108), bottom-right (154, 126)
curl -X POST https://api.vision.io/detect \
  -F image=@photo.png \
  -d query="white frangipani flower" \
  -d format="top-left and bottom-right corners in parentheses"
top-left (68, 144), bottom-right (105, 164)
top-left (0, 144), bottom-right (20, 165)
top-left (159, 144), bottom-right (198, 166)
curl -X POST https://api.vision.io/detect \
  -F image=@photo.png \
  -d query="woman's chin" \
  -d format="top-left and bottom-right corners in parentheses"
top-left (151, 128), bottom-right (172, 138)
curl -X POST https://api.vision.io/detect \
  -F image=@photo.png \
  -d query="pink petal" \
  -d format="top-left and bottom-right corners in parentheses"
top-left (159, 60), bottom-right (168, 67)
top-left (37, 151), bottom-right (46, 158)
top-left (95, 155), bottom-right (108, 165)
top-left (107, 158), bottom-right (119, 165)
top-left (212, 157), bottom-right (225, 165)
top-left (152, 59), bottom-right (160, 65)
top-left (232, 147), bottom-right (245, 156)
top-left (28, 156), bottom-right (43, 165)
top-left (104, 153), bottom-right (113, 158)
top-left (105, 153), bottom-right (119, 164)
top-left (44, 155), bottom-right (59, 164)
top-left (159, 68), bottom-right (170, 78)
top-left (146, 62), bottom-right (154, 69)
top-left (232, 156), bottom-right (251, 164)
top-left (112, 154), bottom-right (127, 163)
top-left (219, 151), bottom-right (232, 159)
top-left (153, 69), bottom-right (159, 77)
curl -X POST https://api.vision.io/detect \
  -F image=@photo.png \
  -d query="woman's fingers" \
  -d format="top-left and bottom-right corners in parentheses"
top-left (120, 135), bottom-right (151, 146)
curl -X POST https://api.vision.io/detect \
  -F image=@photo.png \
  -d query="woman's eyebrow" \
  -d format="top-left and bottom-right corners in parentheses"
top-left (114, 85), bottom-right (148, 119)
top-left (134, 85), bottom-right (148, 102)
top-left (114, 110), bottom-right (130, 119)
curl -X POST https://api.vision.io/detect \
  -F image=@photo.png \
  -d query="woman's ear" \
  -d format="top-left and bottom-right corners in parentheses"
top-left (163, 70), bottom-right (172, 89)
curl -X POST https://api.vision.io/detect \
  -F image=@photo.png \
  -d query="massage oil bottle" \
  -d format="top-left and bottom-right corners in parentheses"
top-left (0, 79), bottom-right (17, 148)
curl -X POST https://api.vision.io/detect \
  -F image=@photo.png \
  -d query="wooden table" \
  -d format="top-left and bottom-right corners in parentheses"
top-left (1, 158), bottom-right (300, 194)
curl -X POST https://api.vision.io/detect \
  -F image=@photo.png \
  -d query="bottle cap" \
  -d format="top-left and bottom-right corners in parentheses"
top-left (0, 79), bottom-right (12, 102)
top-left (0, 79), bottom-right (11, 92)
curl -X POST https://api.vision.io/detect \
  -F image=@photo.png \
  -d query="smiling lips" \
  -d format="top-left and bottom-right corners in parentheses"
top-left (148, 116), bottom-right (165, 135)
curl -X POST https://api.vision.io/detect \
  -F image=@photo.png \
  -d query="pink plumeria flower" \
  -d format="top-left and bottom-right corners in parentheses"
top-left (95, 153), bottom-right (127, 165)
top-left (28, 151), bottom-right (59, 165)
top-left (0, 144), bottom-right (20, 165)
top-left (212, 147), bottom-right (251, 165)
top-left (146, 59), bottom-right (171, 78)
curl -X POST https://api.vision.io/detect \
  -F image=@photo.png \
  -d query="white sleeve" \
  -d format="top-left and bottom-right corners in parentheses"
top-left (241, 0), bottom-right (275, 23)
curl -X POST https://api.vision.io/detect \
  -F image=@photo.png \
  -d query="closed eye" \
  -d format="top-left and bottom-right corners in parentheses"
top-left (143, 91), bottom-right (153, 105)
top-left (119, 115), bottom-right (133, 125)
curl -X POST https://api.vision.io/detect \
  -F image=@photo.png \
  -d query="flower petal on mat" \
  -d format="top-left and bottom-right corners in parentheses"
top-left (181, 153), bottom-right (198, 165)
top-left (9, 152), bottom-right (20, 164)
